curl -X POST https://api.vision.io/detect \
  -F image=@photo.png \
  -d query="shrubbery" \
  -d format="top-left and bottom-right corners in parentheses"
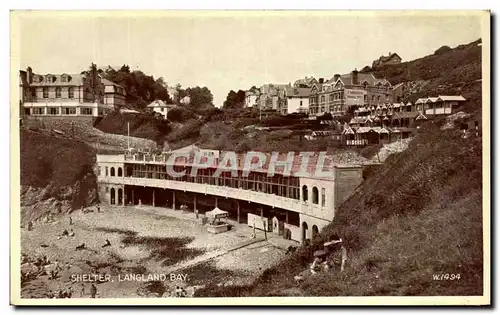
top-left (167, 107), bottom-right (197, 123)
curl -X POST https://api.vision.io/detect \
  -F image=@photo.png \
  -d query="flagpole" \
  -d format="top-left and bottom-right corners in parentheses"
top-left (127, 121), bottom-right (130, 151)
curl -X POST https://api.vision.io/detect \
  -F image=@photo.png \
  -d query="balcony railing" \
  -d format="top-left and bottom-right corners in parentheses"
top-left (99, 175), bottom-right (331, 221)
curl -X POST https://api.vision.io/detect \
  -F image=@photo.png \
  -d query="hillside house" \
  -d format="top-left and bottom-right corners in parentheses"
top-left (101, 78), bottom-right (126, 108)
top-left (308, 69), bottom-right (392, 119)
top-left (258, 83), bottom-right (288, 111)
top-left (280, 86), bottom-right (310, 115)
top-left (19, 65), bottom-right (115, 118)
top-left (180, 96), bottom-right (191, 106)
top-left (147, 100), bottom-right (176, 119)
top-left (372, 52), bottom-right (403, 68)
top-left (245, 90), bottom-right (260, 108)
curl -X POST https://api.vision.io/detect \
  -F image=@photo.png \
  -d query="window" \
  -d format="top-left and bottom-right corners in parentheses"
top-left (312, 187), bottom-right (319, 204)
top-left (48, 107), bottom-right (59, 115)
top-left (32, 108), bottom-right (45, 115)
top-left (63, 107), bottom-right (76, 115)
top-left (61, 76), bottom-right (67, 83)
top-left (68, 87), bottom-right (74, 99)
top-left (110, 167), bottom-right (115, 176)
top-left (364, 95), bottom-right (368, 102)
top-left (161, 107), bottom-right (164, 112)
top-left (302, 185), bottom-right (308, 202)
top-left (320, 95), bottom-right (325, 103)
top-left (31, 88), bottom-right (37, 98)
top-left (81, 108), bottom-right (93, 115)
top-left (55, 87), bottom-right (61, 98)
top-left (43, 87), bottom-right (49, 98)
top-left (300, 100), bottom-right (303, 106)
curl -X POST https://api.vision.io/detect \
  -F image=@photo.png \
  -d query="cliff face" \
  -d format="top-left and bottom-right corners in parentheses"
top-left (20, 129), bottom-right (99, 224)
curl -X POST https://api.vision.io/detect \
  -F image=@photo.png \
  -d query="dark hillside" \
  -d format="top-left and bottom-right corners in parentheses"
top-left (20, 129), bottom-right (96, 188)
top-left (196, 122), bottom-right (483, 296)
top-left (364, 39), bottom-right (482, 112)
top-left (20, 129), bottom-right (99, 223)
top-left (95, 111), bottom-right (172, 144)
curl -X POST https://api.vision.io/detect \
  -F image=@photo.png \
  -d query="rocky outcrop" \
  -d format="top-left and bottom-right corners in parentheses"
top-left (20, 168), bottom-right (98, 225)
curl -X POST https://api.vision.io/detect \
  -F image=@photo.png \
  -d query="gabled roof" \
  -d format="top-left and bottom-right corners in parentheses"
top-left (29, 73), bottom-right (85, 86)
top-left (284, 86), bottom-right (310, 98)
top-left (437, 95), bottom-right (466, 102)
top-left (147, 100), bottom-right (174, 108)
top-left (355, 127), bottom-right (374, 134)
top-left (415, 98), bottom-right (427, 104)
top-left (425, 97), bottom-right (439, 103)
top-left (372, 127), bottom-right (390, 134)
top-left (101, 77), bottom-right (124, 88)
top-left (378, 53), bottom-right (402, 63)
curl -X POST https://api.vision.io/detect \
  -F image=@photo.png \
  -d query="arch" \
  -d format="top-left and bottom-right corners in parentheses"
top-left (117, 167), bottom-right (123, 177)
top-left (312, 225), bottom-right (319, 239)
top-left (302, 185), bottom-right (308, 202)
top-left (110, 188), bottom-right (115, 205)
top-left (68, 87), bottom-right (74, 99)
top-left (118, 188), bottom-right (123, 205)
top-left (312, 186), bottom-right (319, 204)
top-left (302, 221), bottom-right (309, 244)
top-left (110, 167), bottom-right (115, 177)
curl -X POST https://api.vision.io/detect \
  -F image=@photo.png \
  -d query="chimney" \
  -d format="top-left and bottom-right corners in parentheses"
top-left (334, 74), bottom-right (340, 81)
top-left (351, 68), bottom-right (359, 85)
top-left (26, 67), bottom-right (33, 84)
top-left (319, 78), bottom-right (324, 84)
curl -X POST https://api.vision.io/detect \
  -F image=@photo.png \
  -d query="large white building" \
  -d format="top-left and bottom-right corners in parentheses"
top-left (280, 86), bottom-right (310, 115)
top-left (19, 65), bottom-right (121, 118)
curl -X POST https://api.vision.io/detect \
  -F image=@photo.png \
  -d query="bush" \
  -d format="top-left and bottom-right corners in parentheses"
top-left (166, 119), bottom-right (203, 142)
top-left (167, 107), bottom-right (197, 123)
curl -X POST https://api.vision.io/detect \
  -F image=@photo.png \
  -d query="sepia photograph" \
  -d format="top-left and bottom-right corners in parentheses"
top-left (10, 10), bottom-right (490, 306)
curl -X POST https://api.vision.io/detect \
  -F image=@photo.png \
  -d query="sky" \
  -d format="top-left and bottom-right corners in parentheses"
top-left (14, 11), bottom-right (485, 106)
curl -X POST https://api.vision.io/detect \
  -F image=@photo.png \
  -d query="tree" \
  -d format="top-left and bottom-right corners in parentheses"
top-left (223, 89), bottom-right (246, 110)
top-left (186, 86), bottom-right (214, 108)
top-left (98, 64), bottom-right (173, 110)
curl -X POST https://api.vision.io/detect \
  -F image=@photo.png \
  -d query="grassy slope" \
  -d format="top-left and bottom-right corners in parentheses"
top-left (20, 129), bottom-right (96, 188)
